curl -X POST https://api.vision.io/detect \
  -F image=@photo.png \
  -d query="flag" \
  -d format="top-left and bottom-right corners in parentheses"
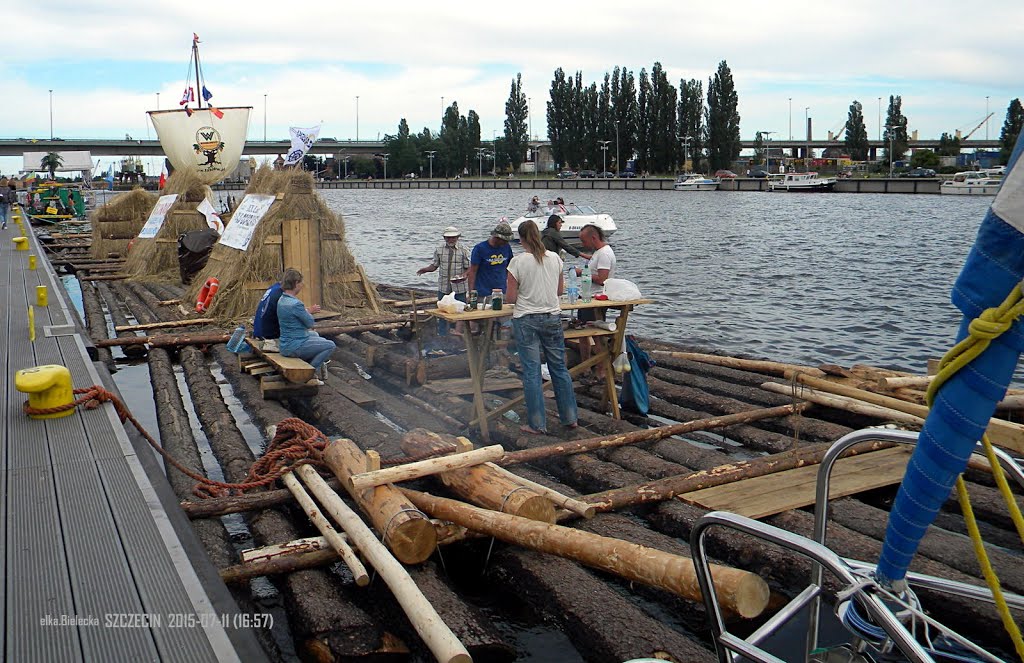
top-left (193, 32), bottom-right (200, 43)
top-left (209, 106), bottom-right (224, 119)
top-left (184, 106), bottom-right (193, 117)
top-left (283, 124), bottom-right (322, 167)
top-left (105, 164), bottom-right (114, 190)
top-left (158, 167), bottom-right (166, 190)
top-left (179, 86), bottom-right (194, 106)
top-left (201, 85), bottom-right (213, 102)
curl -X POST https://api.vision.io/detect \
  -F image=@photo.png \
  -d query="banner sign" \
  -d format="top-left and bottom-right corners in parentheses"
top-left (137, 194), bottom-right (179, 238)
top-left (218, 194), bottom-right (275, 250)
top-left (283, 124), bottom-right (322, 167)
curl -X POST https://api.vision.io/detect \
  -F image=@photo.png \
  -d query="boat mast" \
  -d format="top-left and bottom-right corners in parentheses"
top-left (193, 37), bottom-right (203, 109)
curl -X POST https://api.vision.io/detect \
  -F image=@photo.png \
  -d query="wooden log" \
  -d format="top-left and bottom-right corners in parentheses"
top-left (94, 282), bottom-right (146, 358)
top-left (878, 375), bottom-right (933, 390)
top-left (280, 472), bottom-right (369, 586)
top-left (114, 317), bottom-right (216, 332)
top-left (788, 372), bottom-right (1024, 453)
top-left (400, 430), bottom-right (556, 522)
top-left (76, 276), bottom-right (116, 372)
top-left (650, 350), bottom-right (827, 378)
top-left (323, 439), bottom-right (437, 564)
top-left (94, 331), bottom-right (231, 348)
top-left (296, 466), bottom-right (470, 663)
top-left (81, 274), bottom-right (129, 281)
top-left (334, 333), bottom-right (423, 385)
top-left (760, 381), bottom-right (926, 426)
top-left (498, 403), bottom-right (808, 466)
top-left (487, 463), bottom-right (595, 519)
top-left (325, 362), bottom-right (459, 433)
top-left (347, 445), bottom-right (505, 492)
top-left (403, 488), bottom-right (769, 618)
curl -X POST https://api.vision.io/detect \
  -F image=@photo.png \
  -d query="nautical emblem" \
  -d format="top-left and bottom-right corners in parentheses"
top-left (193, 126), bottom-right (225, 169)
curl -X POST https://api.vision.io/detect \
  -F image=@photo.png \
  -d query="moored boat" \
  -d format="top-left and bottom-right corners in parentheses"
top-left (509, 202), bottom-right (617, 242)
top-left (768, 171), bottom-right (837, 192)
top-left (939, 171), bottom-right (1002, 195)
top-left (25, 181), bottom-right (89, 225)
top-left (672, 174), bottom-right (719, 191)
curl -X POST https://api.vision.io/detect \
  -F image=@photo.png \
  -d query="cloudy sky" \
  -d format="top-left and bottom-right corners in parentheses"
top-left (2, 0), bottom-right (1022, 173)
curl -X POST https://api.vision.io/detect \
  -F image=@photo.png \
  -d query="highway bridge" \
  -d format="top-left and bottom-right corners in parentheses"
top-left (0, 136), bottom-right (1002, 160)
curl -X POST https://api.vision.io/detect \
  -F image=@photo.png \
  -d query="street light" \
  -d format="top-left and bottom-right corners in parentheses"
top-left (528, 96), bottom-right (531, 140)
top-left (761, 131), bottom-right (775, 172)
top-left (877, 97), bottom-right (882, 142)
top-left (788, 98), bottom-right (792, 140)
top-left (341, 155), bottom-right (350, 179)
top-left (49, 89), bottom-right (53, 139)
top-left (599, 140), bottom-right (610, 174)
top-left (382, 153), bottom-right (389, 179)
top-left (475, 147), bottom-right (487, 177)
top-left (886, 125), bottom-right (895, 178)
top-left (425, 150), bottom-right (436, 178)
top-left (263, 94), bottom-right (267, 142)
top-left (986, 96), bottom-right (990, 141)
top-left (615, 121), bottom-right (620, 175)
top-left (356, 96), bottom-right (360, 141)
top-left (804, 107), bottom-right (810, 171)
top-left (156, 92), bottom-right (160, 110)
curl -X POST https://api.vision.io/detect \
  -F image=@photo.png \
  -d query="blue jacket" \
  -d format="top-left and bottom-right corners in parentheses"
top-left (253, 283), bottom-right (283, 339)
top-left (276, 293), bottom-right (315, 355)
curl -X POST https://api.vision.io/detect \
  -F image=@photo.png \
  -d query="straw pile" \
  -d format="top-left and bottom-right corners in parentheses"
top-left (89, 187), bottom-right (158, 259)
top-left (183, 167), bottom-right (383, 322)
top-left (124, 170), bottom-right (214, 280)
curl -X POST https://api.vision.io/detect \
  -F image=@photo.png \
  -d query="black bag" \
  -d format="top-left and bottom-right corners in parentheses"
top-left (177, 228), bottom-right (220, 284)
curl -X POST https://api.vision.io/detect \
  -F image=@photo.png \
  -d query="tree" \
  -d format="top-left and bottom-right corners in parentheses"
top-left (40, 152), bottom-right (63, 179)
top-left (706, 60), bottom-right (741, 171)
top-left (635, 69), bottom-right (651, 172)
top-left (910, 149), bottom-right (940, 169)
top-left (999, 98), bottom-right (1024, 164)
top-left (613, 67), bottom-right (638, 172)
top-left (648, 62), bottom-right (678, 173)
top-left (547, 68), bottom-right (570, 169)
top-left (383, 118), bottom-right (420, 176)
top-left (503, 73), bottom-right (529, 172)
top-left (753, 132), bottom-right (766, 163)
top-left (843, 100), bottom-right (870, 161)
top-left (883, 95), bottom-right (909, 165)
top-left (678, 78), bottom-right (704, 171)
top-left (440, 102), bottom-right (463, 177)
top-left (937, 132), bottom-right (961, 157)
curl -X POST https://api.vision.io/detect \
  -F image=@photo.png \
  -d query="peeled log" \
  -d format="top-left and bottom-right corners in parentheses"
top-left (95, 282), bottom-right (147, 358)
top-left (347, 445), bottom-right (505, 493)
top-left (402, 488), bottom-right (770, 619)
top-left (649, 350), bottom-right (826, 378)
top-left (323, 439), bottom-right (438, 564)
top-left (401, 429), bottom-right (556, 523)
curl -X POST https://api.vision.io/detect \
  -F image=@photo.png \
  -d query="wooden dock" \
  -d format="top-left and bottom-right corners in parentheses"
top-left (0, 221), bottom-right (265, 662)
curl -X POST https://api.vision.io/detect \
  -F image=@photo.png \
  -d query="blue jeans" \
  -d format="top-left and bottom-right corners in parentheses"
top-left (0, 204), bottom-right (8, 226)
top-left (437, 291), bottom-right (467, 335)
top-left (512, 313), bottom-right (578, 432)
top-left (283, 333), bottom-right (336, 369)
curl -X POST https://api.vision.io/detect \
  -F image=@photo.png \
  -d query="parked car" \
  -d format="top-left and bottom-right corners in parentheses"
top-left (905, 168), bottom-right (937, 178)
top-left (617, 171), bottom-right (637, 178)
top-left (714, 170), bottom-right (738, 179)
top-left (556, 170), bottom-right (577, 179)
top-left (597, 171), bottom-right (615, 178)
top-left (747, 168), bottom-right (769, 178)
top-left (578, 169), bottom-right (597, 178)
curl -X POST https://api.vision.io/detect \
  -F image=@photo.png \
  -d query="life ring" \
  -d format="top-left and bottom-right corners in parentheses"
top-left (195, 277), bottom-right (220, 312)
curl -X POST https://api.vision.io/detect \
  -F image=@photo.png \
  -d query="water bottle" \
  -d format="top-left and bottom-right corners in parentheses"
top-left (566, 265), bottom-right (579, 305)
top-left (226, 325), bottom-right (247, 353)
top-left (580, 263), bottom-right (592, 303)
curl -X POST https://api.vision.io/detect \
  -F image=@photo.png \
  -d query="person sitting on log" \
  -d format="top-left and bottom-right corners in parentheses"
top-left (276, 268), bottom-right (332, 385)
top-left (253, 276), bottom-right (285, 352)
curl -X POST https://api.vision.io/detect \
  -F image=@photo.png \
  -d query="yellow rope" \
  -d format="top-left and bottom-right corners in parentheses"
top-left (924, 284), bottom-right (1024, 659)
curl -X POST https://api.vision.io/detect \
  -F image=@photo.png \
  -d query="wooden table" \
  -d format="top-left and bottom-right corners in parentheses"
top-left (429, 298), bottom-right (652, 441)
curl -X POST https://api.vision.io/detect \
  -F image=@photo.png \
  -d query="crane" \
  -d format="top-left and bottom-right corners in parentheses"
top-left (956, 113), bottom-right (994, 141)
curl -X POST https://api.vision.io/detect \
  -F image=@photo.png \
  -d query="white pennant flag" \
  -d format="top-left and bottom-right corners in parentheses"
top-left (283, 124), bottom-right (322, 166)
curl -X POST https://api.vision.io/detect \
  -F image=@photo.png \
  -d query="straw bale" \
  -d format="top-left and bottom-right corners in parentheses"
top-left (183, 167), bottom-right (383, 322)
top-left (123, 170), bottom-right (214, 280)
top-left (89, 187), bottom-right (159, 259)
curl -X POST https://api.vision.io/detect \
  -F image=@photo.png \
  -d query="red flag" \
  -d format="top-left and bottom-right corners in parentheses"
top-left (193, 32), bottom-right (200, 43)
top-left (209, 106), bottom-right (224, 119)
top-left (159, 169), bottom-right (166, 190)
top-left (184, 106), bottom-right (193, 117)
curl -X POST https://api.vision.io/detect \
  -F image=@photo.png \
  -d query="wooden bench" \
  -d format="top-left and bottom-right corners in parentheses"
top-left (241, 341), bottom-right (319, 400)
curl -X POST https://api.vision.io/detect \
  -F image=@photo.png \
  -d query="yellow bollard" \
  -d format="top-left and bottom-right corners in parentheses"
top-left (12, 236), bottom-right (28, 251)
top-left (28, 305), bottom-right (35, 342)
top-left (36, 285), bottom-right (48, 307)
top-left (28, 254), bottom-right (37, 270)
top-left (15, 365), bottom-right (75, 419)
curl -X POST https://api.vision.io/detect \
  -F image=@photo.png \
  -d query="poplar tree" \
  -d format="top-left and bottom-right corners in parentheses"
top-left (503, 73), bottom-right (529, 171)
top-left (678, 78), bottom-right (704, 171)
top-left (614, 67), bottom-right (638, 172)
top-left (883, 95), bottom-right (909, 163)
top-left (649, 62), bottom-right (678, 173)
top-left (844, 100), bottom-right (870, 161)
top-left (1000, 98), bottom-right (1024, 164)
top-left (547, 68), bottom-right (570, 169)
top-left (706, 60), bottom-right (741, 171)
top-left (636, 68), bottom-right (651, 173)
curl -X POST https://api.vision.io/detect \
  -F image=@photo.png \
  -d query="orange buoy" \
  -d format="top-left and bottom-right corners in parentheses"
top-left (195, 277), bottom-right (220, 312)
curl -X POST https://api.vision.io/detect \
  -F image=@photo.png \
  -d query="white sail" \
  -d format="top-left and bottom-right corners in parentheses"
top-left (148, 107), bottom-right (251, 185)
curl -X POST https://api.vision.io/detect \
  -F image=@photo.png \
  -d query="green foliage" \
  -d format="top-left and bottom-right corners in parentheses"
top-left (883, 95), bottom-right (909, 163)
top-left (635, 69), bottom-right (651, 172)
top-left (382, 118), bottom-right (420, 176)
top-left (677, 79), bottom-right (704, 171)
top-left (753, 132), bottom-right (765, 162)
top-left (706, 60), bottom-right (741, 171)
top-left (937, 132), bottom-right (961, 157)
top-left (844, 100), bottom-right (869, 161)
top-left (1000, 98), bottom-right (1024, 164)
top-left (503, 74), bottom-right (529, 171)
top-left (910, 149), bottom-right (939, 168)
top-left (39, 151), bottom-right (64, 179)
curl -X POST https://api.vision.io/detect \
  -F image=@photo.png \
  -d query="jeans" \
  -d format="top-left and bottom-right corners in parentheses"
top-left (437, 290), bottom-right (467, 335)
top-left (512, 313), bottom-right (578, 432)
top-left (283, 333), bottom-right (336, 369)
top-left (0, 204), bottom-right (8, 227)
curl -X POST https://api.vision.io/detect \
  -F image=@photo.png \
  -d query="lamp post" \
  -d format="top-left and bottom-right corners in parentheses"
top-left (788, 98), bottom-right (792, 140)
top-left (382, 153), bottom-right (389, 179)
top-left (886, 125), bottom-right (895, 178)
top-left (877, 97), bottom-right (882, 141)
top-left (475, 147), bottom-right (486, 177)
top-left (761, 131), bottom-right (775, 172)
top-left (441, 96), bottom-right (444, 118)
top-left (986, 96), bottom-right (990, 141)
top-left (804, 107), bottom-right (810, 170)
top-left (49, 89), bottom-right (53, 139)
top-left (493, 130), bottom-right (498, 176)
top-left (528, 96), bottom-right (531, 140)
top-left (425, 150), bottom-right (436, 178)
top-left (342, 156), bottom-right (350, 179)
top-left (599, 140), bottom-right (610, 175)
top-left (156, 92), bottom-right (160, 110)
top-left (263, 93), bottom-right (267, 142)
top-left (615, 120), bottom-right (620, 175)
top-left (356, 96), bottom-right (360, 141)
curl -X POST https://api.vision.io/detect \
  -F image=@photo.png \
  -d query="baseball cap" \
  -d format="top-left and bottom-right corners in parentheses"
top-left (442, 226), bottom-right (461, 237)
top-left (491, 221), bottom-right (513, 241)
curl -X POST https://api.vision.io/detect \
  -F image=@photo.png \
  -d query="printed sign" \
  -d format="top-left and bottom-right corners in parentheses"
top-left (137, 194), bottom-right (179, 238)
top-left (283, 124), bottom-right (322, 167)
top-left (218, 194), bottom-right (275, 251)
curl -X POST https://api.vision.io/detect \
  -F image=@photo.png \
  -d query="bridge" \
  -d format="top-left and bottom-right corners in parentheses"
top-left (0, 136), bottom-right (1002, 160)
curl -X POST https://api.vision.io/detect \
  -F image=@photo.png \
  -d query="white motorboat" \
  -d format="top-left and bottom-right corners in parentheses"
top-left (768, 171), bottom-right (837, 192)
top-left (939, 171), bottom-right (1002, 195)
top-left (509, 202), bottom-right (617, 241)
top-left (673, 174), bottom-right (719, 191)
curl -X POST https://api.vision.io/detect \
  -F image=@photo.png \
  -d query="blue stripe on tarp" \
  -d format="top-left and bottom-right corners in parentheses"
top-left (877, 131), bottom-right (1024, 584)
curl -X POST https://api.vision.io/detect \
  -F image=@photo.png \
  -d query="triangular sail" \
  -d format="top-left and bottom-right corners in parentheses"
top-left (148, 107), bottom-right (251, 185)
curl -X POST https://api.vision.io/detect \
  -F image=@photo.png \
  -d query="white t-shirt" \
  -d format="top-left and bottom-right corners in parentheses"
top-left (507, 251), bottom-right (563, 318)
top-left (588, 244), bottom-right (616, 293)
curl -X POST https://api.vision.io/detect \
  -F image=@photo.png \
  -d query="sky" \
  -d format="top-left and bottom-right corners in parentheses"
top-left (2, 0), bottom-right (1022, 175)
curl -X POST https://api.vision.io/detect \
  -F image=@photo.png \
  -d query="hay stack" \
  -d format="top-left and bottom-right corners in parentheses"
top-left (123, 170), bottom-right (214, 280)
top-left (89, 187), bottom-right (159, 259)
top-left (183, 167), bottom-right (383, 322)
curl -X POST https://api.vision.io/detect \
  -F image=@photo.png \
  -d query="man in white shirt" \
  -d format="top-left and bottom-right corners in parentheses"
top-left (578, 224), bottom-right (617, 380)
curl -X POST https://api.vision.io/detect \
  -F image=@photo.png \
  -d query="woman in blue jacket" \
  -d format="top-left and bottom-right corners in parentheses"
top-left (276, 268), bottom-right (333, 385)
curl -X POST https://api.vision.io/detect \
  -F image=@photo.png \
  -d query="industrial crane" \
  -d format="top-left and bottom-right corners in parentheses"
top-left (956, 113), bottom-right (994, 140)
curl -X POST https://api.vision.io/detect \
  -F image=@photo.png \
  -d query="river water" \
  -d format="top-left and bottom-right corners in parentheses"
top-left (322, 188), bottom-right (991, 374)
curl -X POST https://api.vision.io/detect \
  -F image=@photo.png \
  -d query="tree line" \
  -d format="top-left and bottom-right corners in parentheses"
top-left (338, 64), bottom-right (1023, 179)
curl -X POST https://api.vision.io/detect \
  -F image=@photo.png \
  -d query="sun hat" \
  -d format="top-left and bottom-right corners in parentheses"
top-left (491, 221), bottom-right (513, 241)
top-left (442, 226), bottom-right (461, 237)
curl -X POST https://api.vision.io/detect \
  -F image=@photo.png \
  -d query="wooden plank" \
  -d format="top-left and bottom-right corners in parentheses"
top-left (358, 264), bottom-right (380, 314)
top-left (261, 377), bottom-right (319, 400)
top-left (563, 327), bottom-right (616, 340)
top-left (678, 447), bottom-right (912, 519)
top-left (263, 235), bottom-right (282, 245)
top-left (114, 318), bottom-right (217, 333)
top-left (330, 382), bottom-right (377, 408)
top-left (326, 273), bottom-right (364, 284)
top-left (242, 361), bottom-right (271, 373)
top-left (308, 217), bottom-right (322, 308)
top-left (249, 366), bottom-right (277, 377)
top-left (423, 377), bottom-right (523, 396)
top-left (283, 218), bottom-right (316, 308)
top-left (248, 342), bottom-right (316, 383)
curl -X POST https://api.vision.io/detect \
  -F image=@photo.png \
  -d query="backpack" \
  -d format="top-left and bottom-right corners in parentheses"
top-left (619, 336), bottom-right (655, 416)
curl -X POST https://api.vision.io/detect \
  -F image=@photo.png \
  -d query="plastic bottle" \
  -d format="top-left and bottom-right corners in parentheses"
top-left (226, 325), bottom-right (247, 353)
top-left (566, 265), bottom-right (580, 305)
top-left (580, 262), bottom-right (592, 303)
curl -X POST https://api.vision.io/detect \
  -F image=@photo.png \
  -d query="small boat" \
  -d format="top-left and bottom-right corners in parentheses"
top-left (769, 171), bottom-right (837, 192)
top-left (25, 182), bottom-right (88, 225)
top-left (673, 174), bottom-right (719, 191)
top-left (509, 202), bottom-right (617, 242)
top-left (939, 171), bottom-right (1002, 196)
